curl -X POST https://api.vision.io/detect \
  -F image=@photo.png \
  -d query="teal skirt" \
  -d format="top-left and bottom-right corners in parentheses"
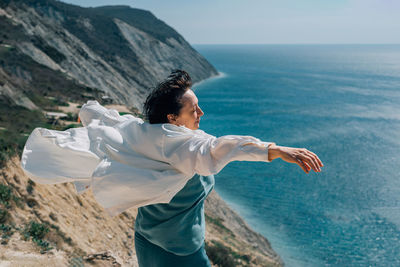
top-left (134, 231), bottom-right (212, 267)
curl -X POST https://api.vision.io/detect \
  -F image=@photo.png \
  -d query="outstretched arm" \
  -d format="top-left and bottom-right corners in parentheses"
top-left (162, 125), bottom-right (323, 176)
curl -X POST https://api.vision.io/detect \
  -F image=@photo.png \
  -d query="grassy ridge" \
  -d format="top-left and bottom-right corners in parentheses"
top-left (0, 96), bottom-right (58, 168)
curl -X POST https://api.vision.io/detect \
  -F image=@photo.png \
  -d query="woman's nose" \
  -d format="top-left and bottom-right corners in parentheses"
top-left (198, 107), bottom-right (204, 116)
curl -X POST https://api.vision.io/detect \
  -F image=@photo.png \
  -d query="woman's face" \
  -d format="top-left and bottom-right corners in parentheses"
top-left (167, 89), bottom-right (204, 130)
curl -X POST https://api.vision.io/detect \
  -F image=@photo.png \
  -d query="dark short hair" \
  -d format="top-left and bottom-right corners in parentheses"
top-left (143, 70), bottom-right (192, 124)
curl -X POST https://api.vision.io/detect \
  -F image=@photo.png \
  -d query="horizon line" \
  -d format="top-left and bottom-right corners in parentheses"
top-left (191, 43), bottom-right (400, 46)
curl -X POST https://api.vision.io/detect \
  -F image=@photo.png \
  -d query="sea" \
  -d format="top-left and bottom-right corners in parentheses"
top-left (192, 44), bottom-right (400, 267)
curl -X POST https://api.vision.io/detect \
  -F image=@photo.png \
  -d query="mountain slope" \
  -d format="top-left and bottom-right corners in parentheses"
top-left (0, 0), bottom-right (218, 111)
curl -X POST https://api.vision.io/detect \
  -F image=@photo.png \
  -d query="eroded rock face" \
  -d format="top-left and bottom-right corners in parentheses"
top-left (0, 1), bottom-right (218, 111)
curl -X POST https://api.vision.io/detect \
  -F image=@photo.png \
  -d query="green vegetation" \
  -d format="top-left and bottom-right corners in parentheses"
top-left (24, 221), bottom-right (49, 240)
top-left (26, 198), bottom-right (38, 208)
top-left (0, 129), bottom-right (30, 168)
top-left (0, 184), bottom-right (12, 206)
top-left (205, 240), bottom-right (237, 267)
top-left (0, 95), bottom-right (57, 167)
top-left (0, 223), bottom-right (14, 244)
top-left (0, 182), bottom-right (71, 250)
top-left (205, 240), bottom-right (251, 267)
top-left (23, 221), bottom-right (52, 253)
top-left (0, 208), bottom-right (9, 224)
top-left (26, 179), bottom-right (35, 194)
top-left (24, 94), bottom-right (70, 111)
top-left (118, 111), bottom-right (131, 116)
top-left (0, 184), bottom-right (15, 244)
top-left (0, 183), bottom-right (23, 223)
top-left (66, 112), bottom-right (77, 121)
top-left (0, 183), bottom-right (21, 209)
top-left (205, 214), bottom-right (235, 237)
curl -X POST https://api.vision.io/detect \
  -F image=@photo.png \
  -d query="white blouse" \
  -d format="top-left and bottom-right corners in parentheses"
top-left (21, 100), bottom-right (272, 216)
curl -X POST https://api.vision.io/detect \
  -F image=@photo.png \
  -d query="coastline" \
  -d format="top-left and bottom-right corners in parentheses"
top-left (193, 71), bottom-right (227, 88)
top-left (205, 190), bottom-right (284, 266)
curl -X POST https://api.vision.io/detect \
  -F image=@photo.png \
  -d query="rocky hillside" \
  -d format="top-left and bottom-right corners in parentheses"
top-left (0, 0), bottom-right (218, 111)
top-left (0, 152), bottom-right (282, 266)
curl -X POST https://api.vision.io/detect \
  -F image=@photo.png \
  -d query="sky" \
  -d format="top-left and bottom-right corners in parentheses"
top-left (61, 0), bottom-right (400, 45)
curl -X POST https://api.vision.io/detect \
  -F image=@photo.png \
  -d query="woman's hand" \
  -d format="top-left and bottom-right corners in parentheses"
top-left (268, 144), bottom-right (323, 174)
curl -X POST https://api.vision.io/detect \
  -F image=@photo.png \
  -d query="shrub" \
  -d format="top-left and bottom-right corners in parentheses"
top-left (24, 221), bottom-right (49, 240)
top-left (26, 198), bottom-right (38, 208)
top-left (0, 184), bottom-right (22, 209)
top-left (35, 238), bottom-right (52, 253)
top-left (23, 221), bottom-right (52, 252)
top-left (0, 223), bottom-right (14, 244)
top-left (0, 150), bottom-right (7, 167)
top-left (0, 184), bottom-right (12, 206)
top-left (0, 208), bottom-right (9, 223)
top-left (65, 112), bottom-right (78, 122)
top-left (205, 240), bottom-right (236, 267)
top-left (26, 179), bottom-right (35, 194)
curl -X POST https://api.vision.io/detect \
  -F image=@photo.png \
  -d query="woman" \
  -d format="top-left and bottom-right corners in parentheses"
top-left (21, 70), bottom-right (323, 267)
top-left (133, 70), bottom-right (322, 266)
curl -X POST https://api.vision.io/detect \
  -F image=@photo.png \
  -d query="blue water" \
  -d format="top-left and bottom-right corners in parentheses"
top-left (193, 44), bottom-right (400, 267)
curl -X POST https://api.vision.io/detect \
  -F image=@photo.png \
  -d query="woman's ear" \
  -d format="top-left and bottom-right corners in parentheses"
top-left (167, 114), bottom-right (176, 123)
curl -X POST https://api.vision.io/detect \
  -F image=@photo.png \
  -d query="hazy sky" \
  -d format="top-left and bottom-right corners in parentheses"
top-left (62, 0), bottom-right (400, 44)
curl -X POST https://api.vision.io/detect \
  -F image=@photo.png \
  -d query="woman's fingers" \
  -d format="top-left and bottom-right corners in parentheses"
top-left (300, 154), bottom-right (319, 172)
top-left (297, 159), bottom-right (310, 173)
top-left (279, 146), bottom-right (323, 173)
top-left (297, 152), bottom-right (318, 172)
top-left (309, 154), bottom-right (321, 172)
top-left (301, 149), bottom-right (322, 172)
top-left (297, 159), bottom-right (307, 173)
top-left (294, 149), bottom-right (322, 173)
top-left (308, 150), bottom-right (324, 167)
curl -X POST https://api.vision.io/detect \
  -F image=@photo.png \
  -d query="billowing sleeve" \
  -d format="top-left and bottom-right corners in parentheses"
top-left (20, 127), bottom-right (101, 185)
top-left (162, 125), bottom-right (273, 176)
top-left (78, 100), bottom-right (142, 127)
top-left (21, 100), bottom-right (142, 194)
